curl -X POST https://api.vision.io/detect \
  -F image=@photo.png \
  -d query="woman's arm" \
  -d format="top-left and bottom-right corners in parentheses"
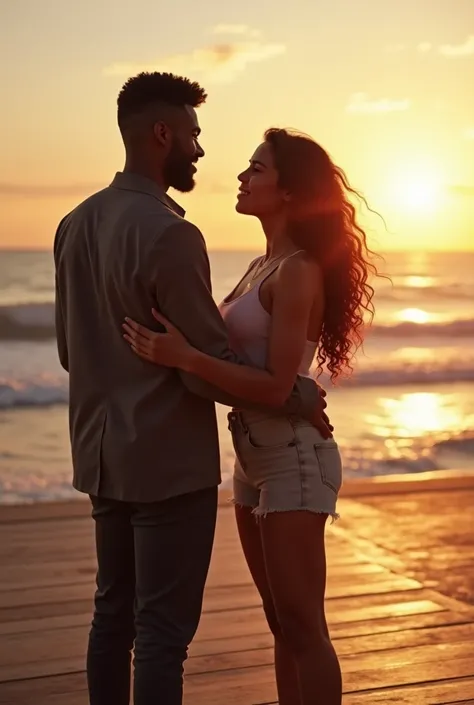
top-left (145, 222), bottom-right (322, 420)
top-left (186, 254), bottom-right (322, 406)
top-left (124, 253), bottom-right (323, 408)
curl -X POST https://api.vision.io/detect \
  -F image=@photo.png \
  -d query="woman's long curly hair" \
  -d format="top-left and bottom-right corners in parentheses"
top-left (265, 127), bottom-right (380, 381)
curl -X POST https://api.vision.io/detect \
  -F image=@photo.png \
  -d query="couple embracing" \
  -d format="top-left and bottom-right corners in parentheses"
top-left (54, 71), bottom-right (377, 705)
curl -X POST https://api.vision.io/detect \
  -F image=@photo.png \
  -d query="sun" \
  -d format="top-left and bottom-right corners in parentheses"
top-left (392, 173), bottom-right (442, 214)
top-left (388, 162), bottom-right (444, 215)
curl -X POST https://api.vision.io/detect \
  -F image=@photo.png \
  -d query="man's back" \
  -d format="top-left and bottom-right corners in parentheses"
top-left (54, 172), bottom-right (221, 502)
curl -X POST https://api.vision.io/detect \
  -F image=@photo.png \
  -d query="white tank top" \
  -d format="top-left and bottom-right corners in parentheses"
top-left (218, 254), bottom-right (318, 376)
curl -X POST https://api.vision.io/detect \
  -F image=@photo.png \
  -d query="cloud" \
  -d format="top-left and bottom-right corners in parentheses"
top-left (103, 34), bottom-right (285, 84)
top-left (0, 182), bottom-right (101, 198)
top-left (382, 37), bottom-right (474, 57)
top-left (346, 93), bottom-right (411, 114)
top-left (417, 42), bottom-right (432, 53)
top-left (211, 24), bottom-right (261, 39)
top-left (439, 35), bottom-right (474, 57)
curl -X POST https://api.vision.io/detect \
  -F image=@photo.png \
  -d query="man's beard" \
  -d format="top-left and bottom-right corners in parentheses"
top-left (163, 140), bottom-right (196, 193)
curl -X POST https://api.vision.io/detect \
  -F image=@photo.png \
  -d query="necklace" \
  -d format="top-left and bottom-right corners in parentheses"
top-left (245, 253), bottom-right (288, 289)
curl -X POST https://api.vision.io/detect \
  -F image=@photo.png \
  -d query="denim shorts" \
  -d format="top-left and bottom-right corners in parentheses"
top-left (228, 410), bottom-right (343, 520)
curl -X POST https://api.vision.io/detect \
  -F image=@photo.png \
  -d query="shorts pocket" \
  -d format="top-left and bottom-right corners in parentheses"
top-left (314, 444), bottom-right (343, 494)
top-left (246, 417), bottom-right (296, 450)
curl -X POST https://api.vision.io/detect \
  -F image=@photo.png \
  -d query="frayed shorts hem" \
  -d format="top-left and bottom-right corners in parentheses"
top-left (230, 497), bottom-right (340, 524)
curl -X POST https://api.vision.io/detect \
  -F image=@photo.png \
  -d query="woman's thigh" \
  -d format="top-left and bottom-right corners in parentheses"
top-left (260, 510), bottom-right (330, 639)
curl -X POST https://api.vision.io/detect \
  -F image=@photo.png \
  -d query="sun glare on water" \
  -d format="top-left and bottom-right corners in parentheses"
top-left (378, 393), bottom-right (462, 438)
top-left (403, 276), bottom-right (435, 288)
top-left (397, 308), bottom-right (432, 324)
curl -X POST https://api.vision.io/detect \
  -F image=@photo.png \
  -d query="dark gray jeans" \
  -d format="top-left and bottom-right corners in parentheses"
top-left (87, 487), bottom-right (218, 705)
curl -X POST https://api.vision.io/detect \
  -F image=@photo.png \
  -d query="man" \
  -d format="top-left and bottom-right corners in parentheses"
top-left (54, 72), bottom-right (330, 705)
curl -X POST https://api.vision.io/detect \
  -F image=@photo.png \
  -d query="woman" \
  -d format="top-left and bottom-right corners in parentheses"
top-left (123, 128), bottom-right (377, 705)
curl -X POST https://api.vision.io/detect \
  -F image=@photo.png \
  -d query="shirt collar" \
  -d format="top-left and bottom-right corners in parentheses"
top-left (110, 172), bottom-right (185, 217)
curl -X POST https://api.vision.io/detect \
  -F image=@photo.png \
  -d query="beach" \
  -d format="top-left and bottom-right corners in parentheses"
top-left (1, 249), bottom-right (474, 504)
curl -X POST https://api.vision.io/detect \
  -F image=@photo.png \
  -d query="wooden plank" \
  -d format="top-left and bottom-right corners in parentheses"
top-left (0, 530), bottom-right (358, 564)
top-left (2, 655), bottom-right (474, 705)
top-left (3, 617), bottom-right (474, 677)
top-left (0, 537), bottom-right (363, 569)
top-left (0, 556), bottom-right (395, 594)
top-left (343, 678), bottom-right (474, 705)
top-left (0, 673), bottom-right (86, 705)
top-left (193, 621), bottom-right (474, 657)
top-left (0, 500), bottom-right (89, 524)
top-left (0, 558), bottom-right (98, 591)
top-left (182, 657), bottom-right (474, 698)
top-left (0, 600), bottom-right (463, 644)
top-left (0, 585), bottom-right (444, 629)
top-left (0, 516), bottom-right (90, 537)
top-left (0, 509), bottom-right (341, 541)
top-left (0, 572), bottom-right (422, 611)
top-left (0, 492), bottom-right (238, 525)
top-left (2, 629), bottom-right (474, 684)
top-left (0, 555), bottom-right (388, 592)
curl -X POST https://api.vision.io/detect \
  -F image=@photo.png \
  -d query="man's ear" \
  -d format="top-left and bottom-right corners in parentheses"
top-left (282, 190), bottom-right (292, 203)
top-left (153, 121), bottom-right (172, 147)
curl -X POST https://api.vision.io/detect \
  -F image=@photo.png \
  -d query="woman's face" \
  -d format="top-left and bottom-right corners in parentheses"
top-left (236, 142), bottom-right (288, 217)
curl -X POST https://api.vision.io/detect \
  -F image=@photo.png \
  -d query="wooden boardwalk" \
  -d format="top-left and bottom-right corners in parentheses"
top-left (1, 472), bottom-right (474, 704)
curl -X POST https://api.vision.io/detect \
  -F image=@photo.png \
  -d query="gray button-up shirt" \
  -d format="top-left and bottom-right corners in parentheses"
top-left (54, 172), bottom-right (319, 503)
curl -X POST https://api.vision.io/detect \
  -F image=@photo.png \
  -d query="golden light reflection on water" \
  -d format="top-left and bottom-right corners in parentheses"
top-left (404, 276), bottom-right (436, 288)
top-left (396, 308), bottom-right (433, 324)
top-left (391, 346), bottom-right (439, 363)
top-left (367, 392), bottom-right (463, 439)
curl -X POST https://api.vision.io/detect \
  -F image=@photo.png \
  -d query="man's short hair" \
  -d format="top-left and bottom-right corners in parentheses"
top-left (117, 72), bottom-right (207, 131)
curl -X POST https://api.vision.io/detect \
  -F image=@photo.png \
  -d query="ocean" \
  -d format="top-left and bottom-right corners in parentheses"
top-left (0, 249), bottom-right (473, 504)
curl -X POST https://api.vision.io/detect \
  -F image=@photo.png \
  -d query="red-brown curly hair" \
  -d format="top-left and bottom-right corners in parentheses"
top-left (264, 127), bottom-right (380, 381)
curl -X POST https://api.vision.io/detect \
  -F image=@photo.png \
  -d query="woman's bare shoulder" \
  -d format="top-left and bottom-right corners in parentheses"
top-left (277, 251), bottom-right (323, 289)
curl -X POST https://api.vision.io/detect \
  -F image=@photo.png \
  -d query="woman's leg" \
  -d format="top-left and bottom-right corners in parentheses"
top-left (260, 510), bottom-right (342, 705)
top-left (235, 505), bottom-right (301, 705)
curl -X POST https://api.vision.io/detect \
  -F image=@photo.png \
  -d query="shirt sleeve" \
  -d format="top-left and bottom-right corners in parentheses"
top-left (53, 219), bottom-right (69, 372)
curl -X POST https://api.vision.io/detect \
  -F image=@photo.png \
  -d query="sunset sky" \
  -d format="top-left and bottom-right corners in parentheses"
top-left (1, 0), bottom-right (473, 251)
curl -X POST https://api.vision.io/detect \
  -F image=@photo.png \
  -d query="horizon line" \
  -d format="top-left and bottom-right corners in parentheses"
top-left (1, 247), bottom-right (474, 255)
